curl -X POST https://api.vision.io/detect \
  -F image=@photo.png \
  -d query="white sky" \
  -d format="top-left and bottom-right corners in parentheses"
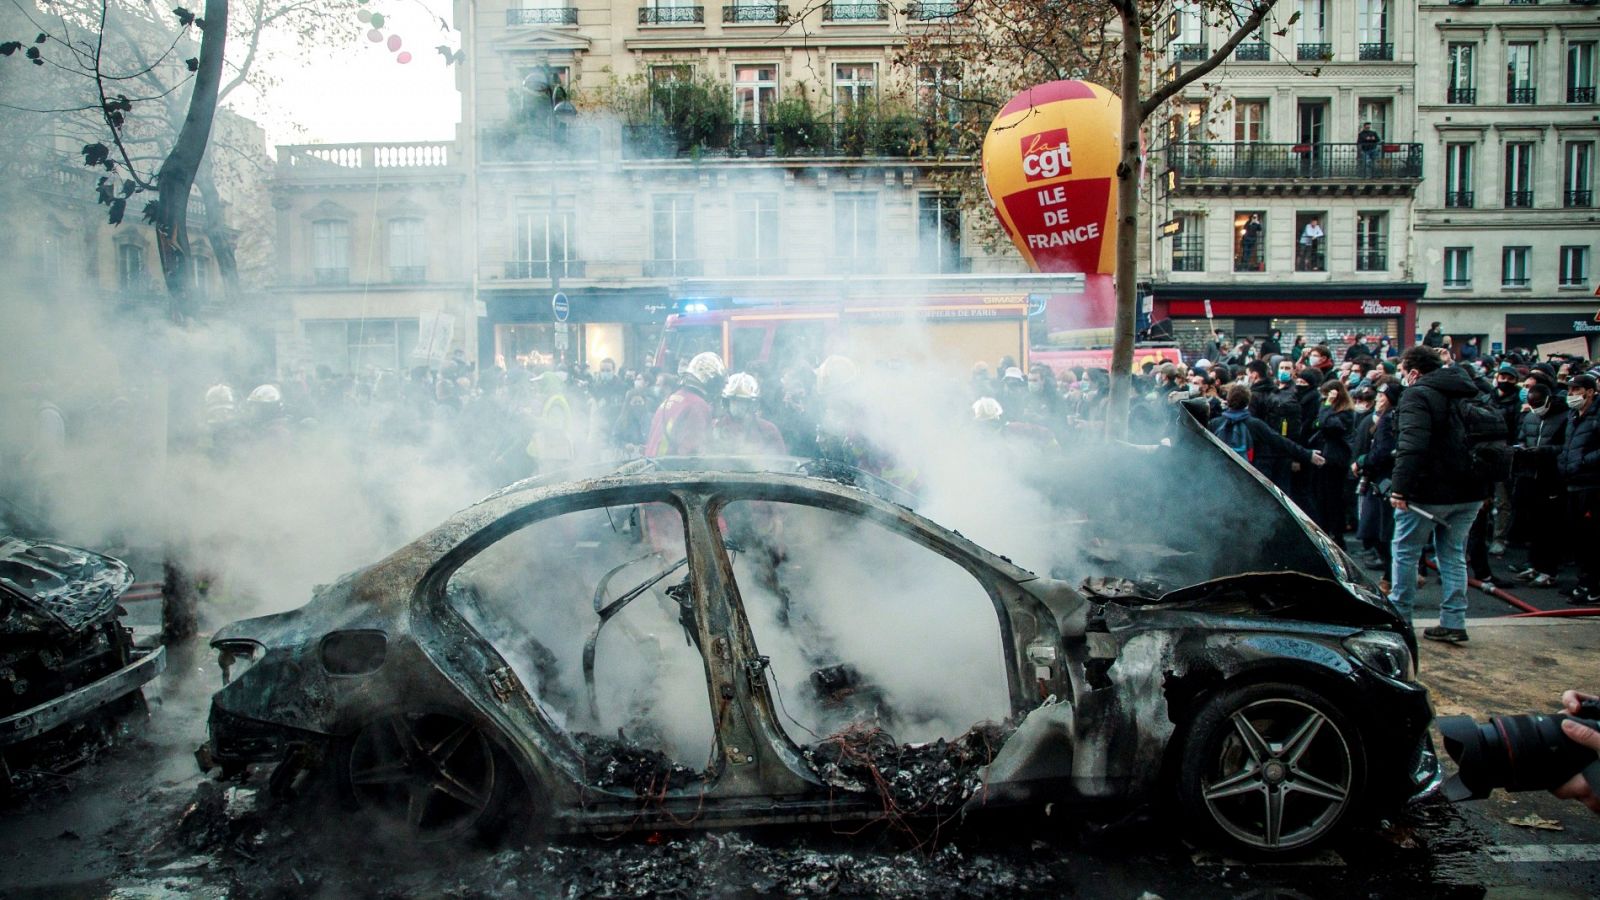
top-left (231, 0), bottom-right (461, 149)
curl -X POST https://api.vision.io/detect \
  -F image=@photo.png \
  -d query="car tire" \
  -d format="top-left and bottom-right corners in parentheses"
top-left (1176, 681), bottom-right (1365, 856)
top-left (337, 710), bottom-right (518, 844)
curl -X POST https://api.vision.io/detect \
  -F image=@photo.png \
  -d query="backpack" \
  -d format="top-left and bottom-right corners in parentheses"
top-left (1447, 394), bottom-right (1513, 483)
top-left (1218, 417), bottom-right (1254, 462)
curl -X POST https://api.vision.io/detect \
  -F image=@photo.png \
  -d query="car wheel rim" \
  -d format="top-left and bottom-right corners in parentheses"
top-left (1200, 698), bottom-right (1353, 851)
top-left (348, 712), bottom-right (497, 840)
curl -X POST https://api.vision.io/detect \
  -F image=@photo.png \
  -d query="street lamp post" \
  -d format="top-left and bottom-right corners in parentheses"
top-left (521, 62), bottom-right (578, 362)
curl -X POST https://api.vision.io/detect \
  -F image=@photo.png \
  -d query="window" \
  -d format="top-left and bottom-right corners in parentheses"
top-left (1296, 0), bottom-right (1329, 59)
top-left (1357, 0), bottom-right (1390, 60)
top-left (311, 219), bottom-right (350, 284)
top-left (833, 192), bottom-right (878, 272)
top-left (1571, 42), bottom-right (1597, 104)
top-left (1448, 43), bottom-right (1476, 104)
top-left (1560, 246), bottom-right (1590, 288)
top-left (1171, 211), bottom-right (1205, 272)
top-left (732, 193), bottom-right (780, 275)
top-left (1233, 211), bottom-right (1265, 272)
top-left (117, 243), bottom-right (145, 290)
top-left (1443, 247), bottom-right (1472, 288)
top-left (1172, 99), bottom-right (1207, 143)
top-left (916, 63), bottom-right (962, 123)
top-left (511, 201), bottom-right (578, 279)
top-left (1359, 99), bottom-right (1390, 142)
top-left (1567, 142), bottom-right (1595, 207)
top-left (650, 194), bottom-right (696, 276)
top-left (304, 318), bottom-right (422, 375)
top-left (1502, 246), bottom-right (1530, 288)
top-left (734, 64), bottom-right (777, 125)
top-left (1233, 100), bottom-right (1267, 143)
top-left (1507, 42), bottom-right (1537, 104)
top-left (1171, 0), bottom-right (1205, 59)
top-left (1445, 143), bottom-right (1474, 208)
top-left (1504, 143), bottom-right (1535, 208)
top-left (649, 64), bottom-right (693, 119)
top-left (513, 65), bottom-right (570, 119)
top-left (917, 194), bottom-right (963, 274)
top-left (192, 256), bottom-right (210, 296)
top-left (1294, 211), bottom-right (1326, 272)
top-left (833, 63), bottom-right (877, 110)
top-left (387, 217), bottom-right (426, 282)
top-left (1355, 212), bottom-right (1387, 271)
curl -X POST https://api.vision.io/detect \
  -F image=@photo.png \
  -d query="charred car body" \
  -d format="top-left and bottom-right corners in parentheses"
top-left (1, 536), bottom-right (167, 790)
top-left (202, 412), bottom-right (1439, 855)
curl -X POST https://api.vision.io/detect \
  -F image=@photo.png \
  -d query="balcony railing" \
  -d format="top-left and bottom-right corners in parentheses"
top-left (1295, 245), bottom-right (1326, 272)
top-left (1570, 86), bottom-right (1598, 103)
top-left (822, 1), bottom-right (886, 20)
top-left (313, 267), bottom-right (349, 285)
top-left (1356, 249), bottom-right (1388, 272)
top-left (503, 260), bottom-right (586, 280)
top-left (1165, 142), bottom-right (1424, 182)
top-left (1445, 190), bottom-right (1475, 208)
top-left (1443, 276), bottom-right (1470, 289)
top-left (1508, 87), bottom-right (1537, 104)
top-left (620, 116), bottom-right (975, 160)
top-left (479, 124), bottom-right (603, 163)
top-left (1566, 189), bottom-right (1594, 207)
top-left (1505, 190), bottom-right (1534, 208)
top-left (1171, 247), bottom-right (1205, 272)
top-left (1297, 42), bottom-right (1333, 61)
top-left (906, 0), bottom-right (958, 19)
top-left (1234, 41), bottom-right (1270, 61)
top-left (390, 266), bottom-right (427, 283)
top-left (1503, 275), bottom-right (1530, 289)
top-left (827, 256), bottom-right (883, 274)
top-left (726, 258), bottom-right (788, 276)
top-left (638, 5), bottom-right (703, 24)
top-left (1447, 86), bottom-right (1476, 104)
top-left (1358, 42), bottom-right (1394, 61)
top-left (1171, 43), bottom-right (1208, 61)
top-left (723, 3), bottom-right (787, 22)
top-left (277, 141), bottom-right (453, 175)
top-left (643, 258), bottom-right (704, 277)
top-left (506, 7), bottom-right (577, 25)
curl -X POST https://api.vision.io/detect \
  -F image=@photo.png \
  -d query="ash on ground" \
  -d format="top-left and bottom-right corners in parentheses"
top-left (576, 731), bottom-right (706, 795)
top-left (804, 721), bottom-right (1012, 813)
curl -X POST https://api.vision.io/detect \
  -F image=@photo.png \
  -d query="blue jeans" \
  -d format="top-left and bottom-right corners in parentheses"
top-left (1388, 501), bottom-right (1483, 630)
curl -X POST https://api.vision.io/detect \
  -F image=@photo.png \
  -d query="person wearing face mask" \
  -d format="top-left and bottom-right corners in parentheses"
top-left (1388, 346), bottom-right (1495, 643)
top-left (1556, 372), bottom-right (1600, 605)
top-left (1309, 379), bottom-right (1357, 547)
top-left (1487, 363), bottom-right (1524, 555)
top-left (1509, 383), bottom-right (1570, 588)
top-left (1355, 382), bottom-right (1402, 590)
top-left (713, 373), bottom-right (787, 456)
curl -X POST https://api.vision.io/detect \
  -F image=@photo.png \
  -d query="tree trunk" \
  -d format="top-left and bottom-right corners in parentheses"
top-left (153, 0), bottom-right (228, 324)
top-left (195, 164), bottom-right (240, 304)
top-left (1107, 2), bottom-right (1142, 441)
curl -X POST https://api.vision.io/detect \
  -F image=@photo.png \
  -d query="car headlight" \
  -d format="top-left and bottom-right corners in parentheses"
top-left (1344, 630), bottom-right (1415, 683)
top-left (215, 639), bottom-right (264, 686)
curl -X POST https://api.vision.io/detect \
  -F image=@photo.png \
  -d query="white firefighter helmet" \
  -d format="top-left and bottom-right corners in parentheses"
top-left (203, 384), bottom-right (236, 424)
top-left (683, 351), bottom-right (727, 387)
top-left (246, 384), bottom-right (282, 406)
top-left (972, 396), bottom-right (1004, 421)
top-left (723, 372), bottom-right (760, 400)
top-left (814, 355), bottom-right (859, 396)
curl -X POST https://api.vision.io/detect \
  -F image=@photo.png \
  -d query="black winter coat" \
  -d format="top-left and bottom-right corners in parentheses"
top-left (1514, 405), bottom-right (1569, 484)
top-left (1361, 411), bottom-right (1398, 483)
top-left (1557, 402), bottom-right (1600, 492)
top-left (1309, 406), bottom-right (1355, 468)
top-left (1391, 365), bottom-right (1491, 503)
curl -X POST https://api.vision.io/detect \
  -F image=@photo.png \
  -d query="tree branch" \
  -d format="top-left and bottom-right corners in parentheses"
top-left (1140, 0), bottom-right (1280, 119)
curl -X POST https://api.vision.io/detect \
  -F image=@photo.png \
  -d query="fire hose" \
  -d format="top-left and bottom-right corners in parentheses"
top-left (1420, 558), bottom-right (1600, 619)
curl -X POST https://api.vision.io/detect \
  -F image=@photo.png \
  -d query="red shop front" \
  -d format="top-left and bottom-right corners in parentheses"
top-left (1151, 283), bottom-right (1424, 360)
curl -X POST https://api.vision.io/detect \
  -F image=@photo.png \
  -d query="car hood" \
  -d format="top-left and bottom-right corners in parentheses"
top-left (0, 536), bottom-right (134, 634)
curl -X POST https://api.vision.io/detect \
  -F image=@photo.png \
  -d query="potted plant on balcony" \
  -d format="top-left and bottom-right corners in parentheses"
top-left (873, 97), bottom-right (919, 157)
top-left (771, 94), bottom-right (821, 157)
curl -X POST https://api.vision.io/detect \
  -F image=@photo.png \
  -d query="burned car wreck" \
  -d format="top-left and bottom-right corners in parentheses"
top-left (1, 536), bottom-right (167, 791)
top-left (201, 413), bottom-right (1439, 855)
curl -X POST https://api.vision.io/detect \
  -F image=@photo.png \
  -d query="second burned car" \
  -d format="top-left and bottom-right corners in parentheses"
top-left (201, 412), bottom-right (1439, 856)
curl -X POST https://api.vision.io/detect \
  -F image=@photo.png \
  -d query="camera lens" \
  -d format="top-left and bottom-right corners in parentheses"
top-left (1438, 712), bottom-right (1600, 800)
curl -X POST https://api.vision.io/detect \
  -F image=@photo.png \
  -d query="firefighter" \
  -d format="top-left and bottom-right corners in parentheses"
top-left (645, 351), bottom-right (725, 459)
top-left (713, 373), bottom-right (786, 457)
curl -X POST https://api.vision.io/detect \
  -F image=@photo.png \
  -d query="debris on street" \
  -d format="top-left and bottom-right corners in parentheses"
top-left (577, 731), bottom-right (705, 796)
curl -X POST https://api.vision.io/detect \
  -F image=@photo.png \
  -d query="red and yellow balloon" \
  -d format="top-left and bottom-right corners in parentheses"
top-left (982, 81), bottom-right (1122, 276)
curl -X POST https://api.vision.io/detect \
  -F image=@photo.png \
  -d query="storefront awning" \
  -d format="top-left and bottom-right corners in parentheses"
top-left (484, 288), bottom-right (671, 325)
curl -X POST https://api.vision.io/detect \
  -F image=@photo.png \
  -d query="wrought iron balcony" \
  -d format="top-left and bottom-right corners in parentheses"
top-left (1295, 246), bottom-right (1326, 272)
top-left (1171, 244), bottom-right (1205, 272)
top-left (827, 256), bottom-right (883, 274)
top-left (1505, 190), bottom-right (1535, 208)
top-left (726, 258), bottom-right (789, 276)
top-left (1165, 142), bottom-right (1424, 185)
top-left (723, 3), bottom-right (787, 23)
top-left (1566, 189), bottom-right (1594, 208)
top-left (389, 266), bottom-right (427, 283)
top-left (822, 1), bottom-right (886, 20)
top-left (1445, 191), bottom-right (1475, 208)
top-left (1443, 276), bottom-right (1470, 289)
top-left (1358, 42), bottom-right (1393, 61)
top-left (619, 115), bottom-right (971, 160)
top-left (638, 5), bottom-right (703, 24)
top-left (906, 0), bottom-right (958, 19)
top-left (1297, 43), bottom-right (1333, 61)
top-left (506, 7), bottom-right (578, 25)
top-left (643, 258), bottom-right (704, 277)
top-left (1171, 43), bottom-right (1208, 61)
top-left (1507, 87), bottom-right (1537, 104)
top-left (1234, 41), bottom-right (1270, 61)
top-left (313, 267), bottom-right (350, 286)
top-left (1570, 86), bottom-right (1598, 103)
top-left (1356, 249), bottom-right (1388, 272)
top-left (503, 260), bottom-right (586, 280)
top-left (1503, 275), bottom-right (1530, 289)
top-left (1447, 87), bottom-right (1476, 104)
